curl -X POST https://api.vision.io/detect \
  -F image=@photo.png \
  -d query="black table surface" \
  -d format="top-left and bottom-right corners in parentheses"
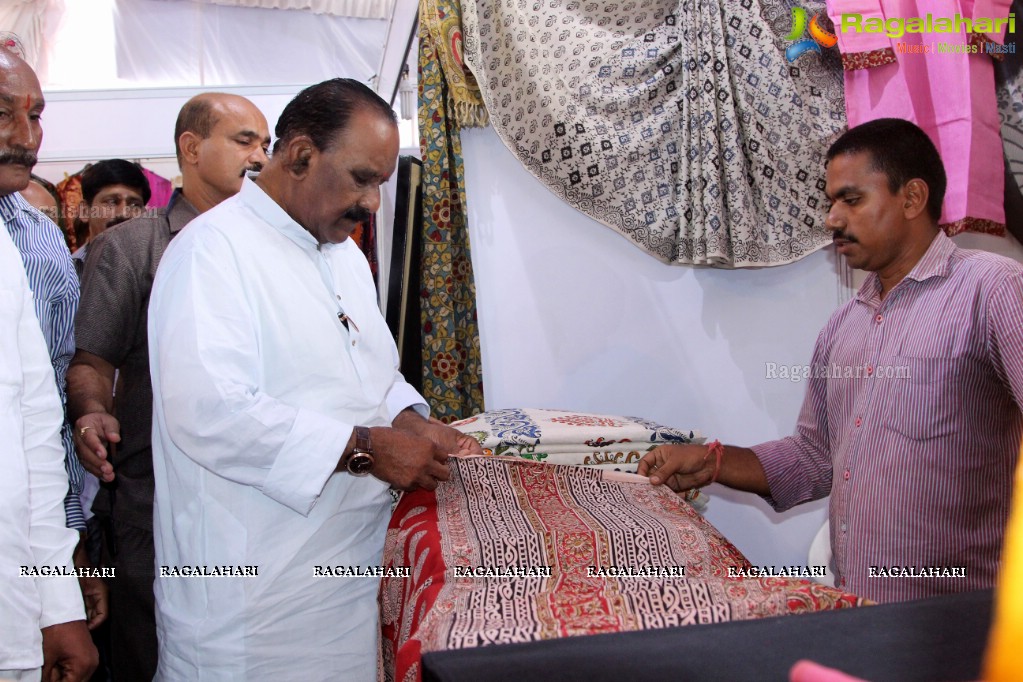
top-left (422, 588), bottom-right (993, 682)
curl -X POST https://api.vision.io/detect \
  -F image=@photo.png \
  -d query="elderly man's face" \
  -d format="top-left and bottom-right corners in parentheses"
top-left (0, 56), bottom-right (43, 197)
top-left (295, 108), bottom-right (399, 245)
top-left (825, 151), bottom-right (914, 272)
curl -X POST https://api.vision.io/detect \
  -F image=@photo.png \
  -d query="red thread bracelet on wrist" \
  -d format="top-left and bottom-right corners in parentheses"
top-left (704, 439), bottom-right (724, 484)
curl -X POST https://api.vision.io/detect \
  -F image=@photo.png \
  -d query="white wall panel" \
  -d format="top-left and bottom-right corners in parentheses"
top-left (461, 125), bottom-right (844, 568)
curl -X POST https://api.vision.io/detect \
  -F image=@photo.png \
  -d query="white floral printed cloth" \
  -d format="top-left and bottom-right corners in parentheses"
top-left (450, 407), bottom-right (709, 509)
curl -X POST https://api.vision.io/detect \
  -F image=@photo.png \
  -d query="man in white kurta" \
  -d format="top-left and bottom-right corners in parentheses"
top-left (1, 44), bottom-right (96, 681)
top-left (148, 79), bottom-right (464, 680)
top-left (0, 224), bottom-right (96, 680)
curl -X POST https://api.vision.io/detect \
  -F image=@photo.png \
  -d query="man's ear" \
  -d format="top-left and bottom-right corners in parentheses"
top-left (77, 199), bottom-right (89, 220)
top-left (902, 178), bottom-right (931, 221)
top-left (178, 131), bottom-right (201, 166)
top-left (279, 135), bottom-right (315, 177)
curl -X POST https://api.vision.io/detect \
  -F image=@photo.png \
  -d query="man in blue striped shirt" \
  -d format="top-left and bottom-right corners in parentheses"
top-left (0, 41), bottom-right (107, 633)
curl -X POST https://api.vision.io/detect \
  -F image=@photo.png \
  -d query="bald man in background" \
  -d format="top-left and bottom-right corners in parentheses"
top-left (20, 175), bottom-right (59, 223)
top-left (66, 92), bottom-right (270, 680)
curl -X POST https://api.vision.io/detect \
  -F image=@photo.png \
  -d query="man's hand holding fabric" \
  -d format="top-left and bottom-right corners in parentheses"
top-left (363, 426), bottom-right (450, 491)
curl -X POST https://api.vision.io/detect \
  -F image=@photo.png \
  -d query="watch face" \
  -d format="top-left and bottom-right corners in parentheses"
top-left (348, 452), bottom-right (374, 476)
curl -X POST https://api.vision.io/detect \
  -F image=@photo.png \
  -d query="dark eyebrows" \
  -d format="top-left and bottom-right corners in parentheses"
top-left (826, 185), bottom-right (859, 202)
top-left (353, 167), bottom-right (392, 185)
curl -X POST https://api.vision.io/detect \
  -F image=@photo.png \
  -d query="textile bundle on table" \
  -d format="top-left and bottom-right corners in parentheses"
top-left (457, 0), bottom-right (847, 267)
top-left (450, 408), bottom-right (710, 510)
top-left (380, 457), bottom-right (867, 682)
top-left (450, 407), bottom-right (699, 469)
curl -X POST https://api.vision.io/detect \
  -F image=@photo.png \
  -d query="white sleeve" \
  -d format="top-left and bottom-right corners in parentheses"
top-left (149, 229), bottom-right (348, 516)
top-left (385, 371), bottom-right (429, 423)
top-left (7, 233), bottom-right (84, 628)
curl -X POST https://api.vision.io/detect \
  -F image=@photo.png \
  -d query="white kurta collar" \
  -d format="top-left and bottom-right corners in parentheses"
top-left (239, 176), bottom-right (353, 255)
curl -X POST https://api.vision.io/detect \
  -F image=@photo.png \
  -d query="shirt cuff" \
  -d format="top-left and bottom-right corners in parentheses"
top-left (751, 438), bottom-right (813, 512)
top-left (63, 493), bottom-right (87, 533)
top-left (261, 408), bottom-right (352, 516)
top-left (385, 381), bottom-right (429, 423)
top-left (37, 565), bottom-right (87, 629)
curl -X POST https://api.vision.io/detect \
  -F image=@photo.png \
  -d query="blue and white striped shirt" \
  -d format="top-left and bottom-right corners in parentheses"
top-left (1, 191), bottom-right (86, 532)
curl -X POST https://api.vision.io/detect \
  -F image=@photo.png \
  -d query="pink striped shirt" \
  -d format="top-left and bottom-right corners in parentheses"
top-left (754, 232), bottom-right (1023, 603)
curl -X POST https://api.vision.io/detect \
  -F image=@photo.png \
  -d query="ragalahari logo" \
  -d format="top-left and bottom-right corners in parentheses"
top-left (785, 7), bottom-right (838, 62)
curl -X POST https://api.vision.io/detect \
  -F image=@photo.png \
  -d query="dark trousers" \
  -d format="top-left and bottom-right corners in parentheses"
top-left (102, 519), bottom-right (158, 682)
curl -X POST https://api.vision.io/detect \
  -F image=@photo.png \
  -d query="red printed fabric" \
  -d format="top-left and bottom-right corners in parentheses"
top-left (380, 458), bottom-right (866, 682)
top-left (839, 47), bottom-right (898, 71)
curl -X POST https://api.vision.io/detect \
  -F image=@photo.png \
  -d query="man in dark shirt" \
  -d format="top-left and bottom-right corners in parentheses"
top-left (66, 92), bottom-right (270, 681)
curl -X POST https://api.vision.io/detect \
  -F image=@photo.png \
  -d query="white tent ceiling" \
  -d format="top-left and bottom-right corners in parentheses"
top-left (6, 0), bottom-right (422, 169)
top-left (5, 0), bottom-right (418, 108)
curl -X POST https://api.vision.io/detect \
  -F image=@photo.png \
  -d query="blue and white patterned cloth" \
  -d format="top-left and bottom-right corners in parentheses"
top-left (1, 191), bottom-right (86, 532)
top-left (451, 407), bottom-right (699, 465)
top-left (460, 0), bottom-right (847, 266)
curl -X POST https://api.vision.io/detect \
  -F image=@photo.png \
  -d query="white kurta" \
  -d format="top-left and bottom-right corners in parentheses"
top-left (0, 224), bottom-right (83, 671)
top-left (149, 178), bottom-right (426, 681)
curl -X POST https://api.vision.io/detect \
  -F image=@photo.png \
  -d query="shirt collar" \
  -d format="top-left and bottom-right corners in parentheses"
top-left (0, 191), bottom-right (44, 232)
top-left (903, 230), bottom-right (955, 283)
top-left (855, 231), bottom-right (955, 304)
top-left (237, 176), bottom-right (350, 254)
top-left (167, 189), bottom-right (199, 234)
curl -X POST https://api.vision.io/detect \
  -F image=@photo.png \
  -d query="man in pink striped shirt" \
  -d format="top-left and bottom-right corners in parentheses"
top-left (640, 118), bottom-right (1023, 603)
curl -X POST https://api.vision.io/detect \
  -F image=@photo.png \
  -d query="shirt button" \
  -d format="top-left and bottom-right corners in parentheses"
top-left (351, 341), bottom-right (356, 347)
top-left (866, 365), bottom-right (873, 376)
top-left (843, 469), bottom-right (850, 480)
top-left (875, 314), bottom-right (883, 324)
top-left (841, 523), bottom-right (847, 533)
top-left (854, 417), bottom-right (862, 427)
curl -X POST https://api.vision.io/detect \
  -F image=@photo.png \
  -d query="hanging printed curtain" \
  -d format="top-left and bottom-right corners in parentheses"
top-left (994, 0), bottom-right (1023, 244)
top-left (418, 0), bottom-right (486, 421)
top-left (458, 0), bottom-right (848, 267)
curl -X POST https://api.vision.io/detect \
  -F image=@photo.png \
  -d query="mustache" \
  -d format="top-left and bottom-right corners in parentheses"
top-left (0, 149), bottom-right (38, 168)
top-left (344, 206), bottom-right (372, 224)
top-left (106, 215), bottom-right (132, 229)
top-left (832, 231), bottom-right (857, 243)
top-left (239, 162), bottom-right (264, 178)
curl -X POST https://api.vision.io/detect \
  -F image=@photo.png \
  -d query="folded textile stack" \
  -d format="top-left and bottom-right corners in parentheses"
top-left (450, 407), bottom-right (700, 468)
top-left (450, 407), bottom-right (708, 509)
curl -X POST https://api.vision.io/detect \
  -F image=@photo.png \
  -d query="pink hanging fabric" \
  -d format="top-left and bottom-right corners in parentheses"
top-left (141, 167), bottom-right (174, 208)
top-left (826, 0), bottom-right (1014, 236)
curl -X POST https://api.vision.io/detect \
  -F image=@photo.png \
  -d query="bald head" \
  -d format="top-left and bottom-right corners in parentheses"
top-left (174, 93), bottom-right (270, 213)
top-left (21, 178), bottom-right (58, 222)
top-left (0, 48), bottom-right (44, 196)
top-left (174, 93), bottom-right (257, 164)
